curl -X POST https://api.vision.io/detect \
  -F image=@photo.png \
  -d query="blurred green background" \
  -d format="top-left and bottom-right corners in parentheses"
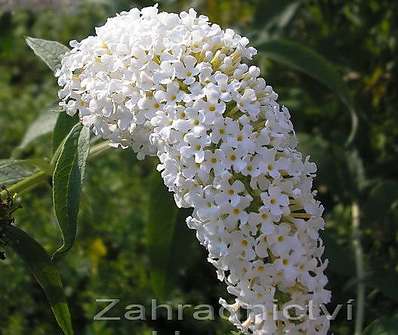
top-left (1, 0), bottom-right (398, 334)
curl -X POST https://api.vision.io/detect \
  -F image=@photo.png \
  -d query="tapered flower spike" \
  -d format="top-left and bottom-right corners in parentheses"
top-left (57, 5), bottom-right (331, 334)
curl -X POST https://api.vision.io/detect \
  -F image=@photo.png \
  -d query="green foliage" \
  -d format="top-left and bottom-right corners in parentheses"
top-left (146, 171), bottom-right (179, 300)
top-left (52, 124), bottom-right (90, 259)
top-left (52, 113), bottom-right (79, 154)
top-left (363, 314), bottom-right (398, 335)
top-left (17, 108), bottom-right (59, 151)
top-left (363, 181), bottom-right (398, 225)
top-left (1, 224), bottom-right (73, 335)
top-left (257, 39), bottom-right (357, 142)
top-left (0, 159), bottom-right (40, 185)
top-left (146, 174), bottom-right (198, 301)
top-left (26, 37), bottom-right (69, 71)
top-left (253, 1), bottom-right (301, 36)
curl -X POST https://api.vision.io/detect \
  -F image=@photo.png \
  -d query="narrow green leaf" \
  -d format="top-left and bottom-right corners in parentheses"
top-left (254, 1), bottom-right (301, 32)
top-left (363, 314), bottom-right (398, 334)
top-left (323, 233), bottom-right (355, 277)
top-left (166, 207), bottom-right (199, 289)
top-left (26, 37), bottom-right (69, 71)
top-left (257, 39), bottom-right (358, 143)
top-left (369, 270), bottom-right (398, 303)
top-left (298, 133), bottom-right (354, 203)
top-left (52, 124), bottom-right (90, 259)
top-left (363, 181), bottom-right (398, 224)
top-left (146, 172), bottom-right (179, 300)
top-left (1, 224), bottom-right (73, 335)
top-left (18, 109), bottom-right (59, 151)
top-left (53, 113), bottom-right (80, 154)
top-left (0, 159), bottom-right (48, 185)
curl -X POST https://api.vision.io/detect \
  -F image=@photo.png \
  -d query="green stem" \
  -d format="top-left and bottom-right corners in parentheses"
top-left (87, 141), bottom-right (112, 161)
top-left (352, 201), bottom-right (365, 335)
top-left (2, 171), bottom-right (48, 198)
top-left (0, 141), bottom-right (112, 200)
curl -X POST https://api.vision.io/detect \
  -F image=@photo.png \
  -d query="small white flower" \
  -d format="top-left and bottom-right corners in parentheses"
top-left (204, 149), bottom-right (227, 176)
top-left (223, 145), bottom-right (247, 172)
top-left (215, 179), bottom-right (246, 206)
top-left (155, 81), bottom-right (185, 105)
top-left (175, 55), bottom-right (200, 85)
top-left (261, 186), bottom-right (289, 216)
top-left (180, 132), bottom-right (210, 163)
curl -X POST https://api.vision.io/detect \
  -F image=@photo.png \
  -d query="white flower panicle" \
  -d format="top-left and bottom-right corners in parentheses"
top-left (57, 5), bottom-right (331, 334)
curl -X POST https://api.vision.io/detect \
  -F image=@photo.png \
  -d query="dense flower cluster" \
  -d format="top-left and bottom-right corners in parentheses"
top-left (57, 5), bottom-right (331, 334)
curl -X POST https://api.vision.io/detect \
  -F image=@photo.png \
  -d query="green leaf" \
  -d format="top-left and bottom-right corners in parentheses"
top-left (18, 108), bottom-right (60, 151)
top-left (26, 37), bottom-right (69, 71)
top-left (52, 124), bottom-right (90, 259)
top-left (167, 207), bottom-right (199, 287)
top-left (257, 39), bottom-right (358, 143)
top-left (369, 270), bottom-right (398, 303)
top-left (298, 133), bottom-right (354, 203)
top-left (1, 224), bottom-right (73, 335)
top-left (363, 314), bottom-right (398, 334)
top-left (254, 1), bottom-right (301, 32)
top-left (146, 172), bottom-right (179, 300)
top-left (0, 159), bottom-right (46, 185)
top-left (363, 180), bottom-right (398, 225)
top-left (53, 113), bottom-right (80, 154)
top-left (323, 233), bottom-right (355, 277)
